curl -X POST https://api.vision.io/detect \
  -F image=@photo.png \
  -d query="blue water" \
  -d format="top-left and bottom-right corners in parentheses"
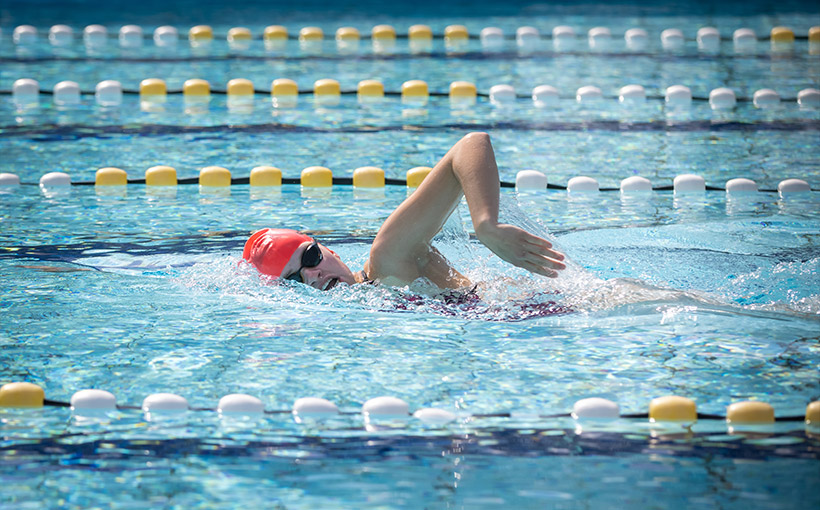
top-left (1, 1), bottom-right (820, 509)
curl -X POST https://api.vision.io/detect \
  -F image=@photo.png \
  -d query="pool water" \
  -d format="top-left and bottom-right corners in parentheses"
top-left (2, 1), bottom-right (820, 508)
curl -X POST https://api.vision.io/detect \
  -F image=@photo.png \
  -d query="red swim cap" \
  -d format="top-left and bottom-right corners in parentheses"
top-left (243, 228), bottom-right (313, 277)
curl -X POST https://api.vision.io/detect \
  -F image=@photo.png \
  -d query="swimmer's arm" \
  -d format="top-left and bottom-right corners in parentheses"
top-left (369, 132), bottom-right (565, 284)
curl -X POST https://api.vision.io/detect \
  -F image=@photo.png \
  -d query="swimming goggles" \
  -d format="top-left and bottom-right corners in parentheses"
top-left (284, 242), bottom-right (322, 283)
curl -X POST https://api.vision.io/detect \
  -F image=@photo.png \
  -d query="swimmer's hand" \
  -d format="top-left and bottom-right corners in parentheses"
top-left (475, 222), bottom-right (566, 277)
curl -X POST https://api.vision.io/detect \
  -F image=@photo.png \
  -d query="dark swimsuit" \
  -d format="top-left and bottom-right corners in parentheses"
top-left (356, 270), bottom-right (571, 320)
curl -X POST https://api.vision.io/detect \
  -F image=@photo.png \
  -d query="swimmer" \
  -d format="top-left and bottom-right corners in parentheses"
top-left (243, 132), bottom-right (566, 291)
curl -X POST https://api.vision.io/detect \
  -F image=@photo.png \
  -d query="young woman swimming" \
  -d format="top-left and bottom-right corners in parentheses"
top-left (242, 132), bottom-right (567, 291)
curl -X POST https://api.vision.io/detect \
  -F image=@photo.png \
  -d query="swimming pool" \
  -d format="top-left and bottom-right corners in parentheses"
top-left (1, 0), bottom-right (819, 508)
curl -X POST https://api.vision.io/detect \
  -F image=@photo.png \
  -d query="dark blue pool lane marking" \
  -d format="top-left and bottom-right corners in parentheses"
top-left (2, 119), bottom-right (819, 143)
top-left (1, 234), bottom-right (245, 268)
top-left (0, 47), bottom-right (813, 66)
top-left (0, 231), bottom-right (371, 266)
top-left (0, 429), bottom-right (817, 463)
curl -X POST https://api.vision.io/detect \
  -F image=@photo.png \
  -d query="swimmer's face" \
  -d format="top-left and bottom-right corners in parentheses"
top-left (280, 241), bottom-right (356, 290)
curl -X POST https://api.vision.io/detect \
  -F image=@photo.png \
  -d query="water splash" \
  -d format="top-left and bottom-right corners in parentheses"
top-left (156, 198), bottom-right (818, 322)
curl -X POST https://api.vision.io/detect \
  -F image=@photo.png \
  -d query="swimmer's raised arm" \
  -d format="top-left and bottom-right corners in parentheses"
top-left (366, 132), bottom-right (566, 288)
top-left (243, 132), bottom-right (566, 291)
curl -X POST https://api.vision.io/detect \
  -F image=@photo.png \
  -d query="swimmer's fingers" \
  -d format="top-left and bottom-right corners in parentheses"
top-left (520, 233), bottom-right (566, 269)
top-left (521, 232), bottom-right (566, 261)
top-left (532, 244), bottom-right (566, 263)
top-left (477, 223), bottom-right (567, 276)
top-left (520, 251), bottom-right (567, 278)
top-left (516, 260), bottom-right (559, 278)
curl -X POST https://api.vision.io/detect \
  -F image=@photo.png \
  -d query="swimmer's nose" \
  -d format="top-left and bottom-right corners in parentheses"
top-left (302, 266), bottom-right (322, 288)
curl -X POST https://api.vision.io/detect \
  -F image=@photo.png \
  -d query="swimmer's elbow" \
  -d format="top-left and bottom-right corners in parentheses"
top-left (461, 131), bottom-right (490, 144)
